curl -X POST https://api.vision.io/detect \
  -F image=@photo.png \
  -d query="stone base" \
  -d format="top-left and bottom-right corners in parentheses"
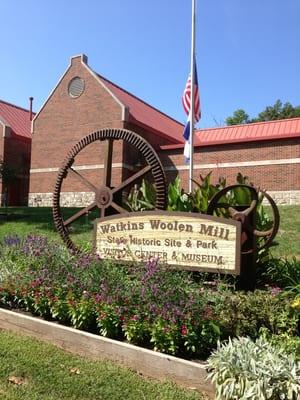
top-left (29, 192), bottom-right (95, 207)
top-left (266, 190), bottom-right (300, 205)
top-left (28, 190), bottom-right (300, 207)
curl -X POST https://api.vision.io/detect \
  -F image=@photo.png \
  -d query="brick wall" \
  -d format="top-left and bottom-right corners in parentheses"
top-left (30, 54), bottom-right (300, 206)
top-left (0, 125), bottom-right (4, 201)
top-left (0, 121), bottom-right (31, 205)
top-left (30, 55), bottom-right (166, 206)
top-left (30, 55), bottom-right (129, 204)
top-left (159, 138), bottom-right (300, 204)
top-left (3, 136), bottom-right (31, 205)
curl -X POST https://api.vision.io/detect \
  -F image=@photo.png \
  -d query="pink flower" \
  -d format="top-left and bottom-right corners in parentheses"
top-left (270, 287), bottom-right (282, 296)
top-left (181, 324), bottom-right (188, 336)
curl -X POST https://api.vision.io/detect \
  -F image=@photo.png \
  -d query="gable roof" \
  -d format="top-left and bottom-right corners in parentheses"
top-left (160, 118), bottom-right (300, 151)
top-left (0, 100), bottom-right (32, 139)
top-left (96, 73), bottom-right (185, 144)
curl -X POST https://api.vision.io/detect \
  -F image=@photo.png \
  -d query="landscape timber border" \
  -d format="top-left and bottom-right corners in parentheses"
top-left (0, 308), bottom-right (215, 398)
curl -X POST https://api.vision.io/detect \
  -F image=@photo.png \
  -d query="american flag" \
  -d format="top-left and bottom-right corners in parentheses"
top-left (182, 64), bottom-right (201, 123)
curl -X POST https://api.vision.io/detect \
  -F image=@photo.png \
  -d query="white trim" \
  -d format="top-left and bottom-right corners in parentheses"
top-left (30, 162), bottom-right (134, 174)
top-left (0, 118), bottom-right (11, 138)
top-left (31, 66), bottom-right (72, 134)
top-left (0, 118), bottom-right (6, 137)
top-left (82, 62), bottom-right (128, 122)
top-left (165, 158), bottom-right (300, 171)
top-left (32, 54), bottom-right (128, 134)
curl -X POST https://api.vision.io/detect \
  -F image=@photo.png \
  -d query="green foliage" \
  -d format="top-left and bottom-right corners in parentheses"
top-left (1, 234), bottom-right (299, 362)
top-left (259, 257), bottom-right (300, 288)
top-left (167, 176), bottom-right (193, 212)
top-left (67, 295), bottom-right (96, 330)
top-left (226, 100), bottom-right (300, 125)
top-left (150, 318), bottom-right (181, 354)
top-left (216, 290), bottom-right (298, 339)
top-left (191, 172), bottom-right (223, 213)
top-left (0, 158), bottom-right (19, 185)
top-left (125, 179), bottom-right (156, 211)
top-left (254, 99), bottom-right (300, 122)
top-left (122, 315), bottom-right (151, 345)
top-left (95, 303), bottom-right (122, 338)
top-left (226, 109), bottom-right (250, 125)
top-left (207, 336), bottom-right (300, 400)
top-left (182, 319), bottom-right (220, 358)
top-left (260, 330), bottom-right (300, 362)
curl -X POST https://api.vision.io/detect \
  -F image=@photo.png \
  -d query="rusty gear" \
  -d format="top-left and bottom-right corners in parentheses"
top-left (53, 128), bottom-right (167, 252)
top-left (207, 184), bottom-right (280, 254)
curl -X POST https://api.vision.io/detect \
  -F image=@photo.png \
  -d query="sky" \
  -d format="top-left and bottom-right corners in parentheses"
top-left (1, 0), bottom-right (299, 129)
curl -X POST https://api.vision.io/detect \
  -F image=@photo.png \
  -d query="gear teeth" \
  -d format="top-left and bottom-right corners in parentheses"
top-left (53, 128), bottom-right (167, 252)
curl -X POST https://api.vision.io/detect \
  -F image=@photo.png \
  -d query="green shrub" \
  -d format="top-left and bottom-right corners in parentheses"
top-left (259, 257), bottom-right (300, 288)
top-left (260, 330), bottom-right (300, 362)
top-left (125, 179), bottom-right (156, 211)
top-left (167, 176), bottom-right (193, 212)
top-left (207, 336), bottom-right (300, 400)
top-left (215, 290), bottom-right (298, 338)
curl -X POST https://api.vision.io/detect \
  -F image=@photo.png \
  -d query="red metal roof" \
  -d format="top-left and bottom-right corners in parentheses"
top-left (195, 118), bottom-right (300, 146)
top-left (97, 74), bottom-right (185, 144)
top-left (160, 118), bottom-right (300, 150)
top-left (0, 100), bottom-right (32, 139)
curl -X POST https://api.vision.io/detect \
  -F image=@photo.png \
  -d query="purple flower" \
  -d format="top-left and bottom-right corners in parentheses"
top-left (270, 287), bottom-right (282, 296)
top-left (3, 235), bottom-right (21, 247)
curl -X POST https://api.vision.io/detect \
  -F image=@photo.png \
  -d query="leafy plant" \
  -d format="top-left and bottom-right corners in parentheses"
top-left (260, 257), bottom-right (300, 289)
top-left (215, 289), bottom-right (298, 339)
top-left (259, 330), bottom-right (300, 362)
top-left (125, 180), bottom-right (156, 211)
top-left (150, 317), bottom-right (180, 355)
top-left (167, 176), bottom-right (193, 212)
top-left (95, 303), bottom-right (122, 338)
top-left (207, 336), bottom-right (300, 400)
top-left (67, 294), bottom-right (96, 330)
top-left (182, 318), bottom-right (220, 358)
top-left (123, 315), bottom-right (151, 345)
top-left (191, 172), bottom-right (224, 213)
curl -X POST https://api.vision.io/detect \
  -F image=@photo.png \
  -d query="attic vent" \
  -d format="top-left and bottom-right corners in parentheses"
top-left (68, 77), bottom-right (85, 98)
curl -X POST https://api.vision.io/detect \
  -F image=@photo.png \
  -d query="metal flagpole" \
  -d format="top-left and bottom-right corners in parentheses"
top-left (189, 0), bottom-right (196, 193)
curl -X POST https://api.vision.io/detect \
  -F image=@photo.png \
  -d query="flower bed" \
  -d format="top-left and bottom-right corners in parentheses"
top-left (0, 234), bottom-right (299, 359)
top-left (1, 234), bottom-right (300, 397)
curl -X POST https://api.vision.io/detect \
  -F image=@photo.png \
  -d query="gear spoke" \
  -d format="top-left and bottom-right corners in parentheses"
top-left (253, 228), bottom-right (274, 237)
top-left (63, 202), bottom-right (97, 227)
top-left (228, 207), bottom-right (238, 217)
top-left (207, 184), bottom-right (279, 254)
top-left (103, 139), bottom-right (113, 187)
top-left (112, 165), bottom-right (152, 195)
top-left (68, 168), bottom-right (98, 193)
top-left (243, 199), bottom-right (257, 216)
top-left (111, 201), bottom-right (127, 214)
top-left (53, 129), bottom-right (167, 253)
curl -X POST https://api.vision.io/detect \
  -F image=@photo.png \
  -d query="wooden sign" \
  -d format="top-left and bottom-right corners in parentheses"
top-left (94, 211), bottom-right (241, 274)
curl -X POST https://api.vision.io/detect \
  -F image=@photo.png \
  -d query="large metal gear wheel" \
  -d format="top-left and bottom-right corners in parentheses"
top-left (207, 184), bottom-right (280, 254)
top-left (53, 128), bottom-right (167, 252)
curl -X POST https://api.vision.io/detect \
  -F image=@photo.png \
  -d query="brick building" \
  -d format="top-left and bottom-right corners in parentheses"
top-left (30, 54), bottom-right (300, 206)
top-left (0, 100), bottom-right (32, 206)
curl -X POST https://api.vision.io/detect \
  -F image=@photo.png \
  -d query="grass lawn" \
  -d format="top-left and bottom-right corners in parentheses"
top-left (270, 206), bottom-right (300, 259)
top-left (0, 330), bottom-right (206, 400)
top-left (0, 205), bottom-right (299, 258)
top-left (0, 207), bottom-right (95, 249)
